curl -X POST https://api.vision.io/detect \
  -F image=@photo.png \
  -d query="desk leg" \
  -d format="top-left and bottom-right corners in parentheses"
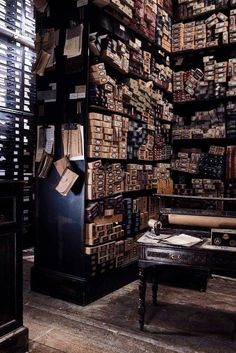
top-left (152, 267), bottom-right (158, 306)
top-left (199, 271), bottom-right (209, 292)
top-left (138, 267), bottom-right (147, 331)
top-left (231, 320), bottom-right (236, 341)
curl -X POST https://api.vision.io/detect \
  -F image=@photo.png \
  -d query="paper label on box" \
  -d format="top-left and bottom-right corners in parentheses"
top-left (69, 92), bottom-right (86, 100)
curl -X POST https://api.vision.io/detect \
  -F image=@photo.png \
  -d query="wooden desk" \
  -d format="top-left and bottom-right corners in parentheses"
top-left (138, 232), bottom-right (236, 332)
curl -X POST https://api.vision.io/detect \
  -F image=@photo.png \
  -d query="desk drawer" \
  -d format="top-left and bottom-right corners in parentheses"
top-left (209, 253), bottom-right (236, 270)
top-left (145, 248), bottom-right (207, 266)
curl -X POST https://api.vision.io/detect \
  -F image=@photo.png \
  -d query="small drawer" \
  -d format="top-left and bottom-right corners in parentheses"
top-left (145, 247), bottom-right (207, 266)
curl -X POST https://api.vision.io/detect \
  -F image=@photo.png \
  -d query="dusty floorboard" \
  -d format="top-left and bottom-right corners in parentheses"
top-left (23, 255), bottom-right (236, 353)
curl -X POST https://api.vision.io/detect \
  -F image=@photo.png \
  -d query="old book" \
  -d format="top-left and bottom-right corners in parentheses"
top-left (32, 49), bottom-right (51, 76)
top-left (37, 151), bottom-right (54, 178)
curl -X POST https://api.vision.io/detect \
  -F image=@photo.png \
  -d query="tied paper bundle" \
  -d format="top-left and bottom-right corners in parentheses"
top-left (54, 157), bottom-right (79, 197)
top-left (37, 125), bottom-right (55, 178)
top-left (32, 29), bottom-right (59, 76)
top-left (64, 24), bottom-right (84, 59)
top-left (37, 151), bottom-right (54, 178)
top-left (61, 124), bottom-right (84, 161)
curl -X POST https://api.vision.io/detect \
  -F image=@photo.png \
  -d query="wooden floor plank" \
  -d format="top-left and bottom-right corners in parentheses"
top-left (29, 341), bottom-right (65, 353)
top-left (24, 258), bottom-right (236, 353)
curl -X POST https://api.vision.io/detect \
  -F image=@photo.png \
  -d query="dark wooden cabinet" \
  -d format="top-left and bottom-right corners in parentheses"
top-left (0, 181), bottom-right (28, 353)
top-left (31, 1), bottom-right (139, 306)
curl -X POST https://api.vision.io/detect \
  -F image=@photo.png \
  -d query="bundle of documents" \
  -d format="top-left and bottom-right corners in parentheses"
top-left (55, 168), bottom-right (79, 196)
top-left (61, 124), bottom-right (84, 160)
top-left (54, 156), bottom-right (79, 196)
top-left (32, 29), bottom-right (59, 76)
top-left (64, 24), bottom-right (84, 58)
top-left (36, 125), bottom-right (55, 162)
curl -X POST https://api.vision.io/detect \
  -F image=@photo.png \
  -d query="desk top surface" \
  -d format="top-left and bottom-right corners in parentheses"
top-left (138, 231), bottom-right (236, 254)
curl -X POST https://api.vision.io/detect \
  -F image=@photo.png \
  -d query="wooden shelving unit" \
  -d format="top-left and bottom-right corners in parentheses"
top-left (31, 0), bottom-right (173, 304)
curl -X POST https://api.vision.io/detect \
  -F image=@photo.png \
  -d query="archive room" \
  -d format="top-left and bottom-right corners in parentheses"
top-left (1, 0), bottom-right (236, 353)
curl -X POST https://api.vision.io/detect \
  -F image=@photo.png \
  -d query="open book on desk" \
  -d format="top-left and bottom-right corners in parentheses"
top-left (161, 233), bottom-right (203, 247)
top-left (138, 232), bottom-right (203, 247)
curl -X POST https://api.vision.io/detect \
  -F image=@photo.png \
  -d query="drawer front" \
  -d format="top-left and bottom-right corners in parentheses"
top-left (209, 253), bottom-right (236, 271)
top-left (145, 247), bottom-right (207, 266)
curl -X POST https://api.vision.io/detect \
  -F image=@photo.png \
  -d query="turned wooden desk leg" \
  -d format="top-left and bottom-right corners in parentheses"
top-left (152, 266), bottom-right (158, 306)
top-left (138, 267), bottom-right (147, 331)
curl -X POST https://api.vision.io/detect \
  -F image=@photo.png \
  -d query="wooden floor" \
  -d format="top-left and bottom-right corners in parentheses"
top-left (23, 252), bottom-right (236, 353)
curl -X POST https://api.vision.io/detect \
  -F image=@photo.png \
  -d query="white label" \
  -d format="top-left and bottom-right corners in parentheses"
top-left (135, 38), bottom-right (142, 47)
top-left (69, 92), bottom-right (86, 100)
top-left (15, 62), bottom-right (21, 69)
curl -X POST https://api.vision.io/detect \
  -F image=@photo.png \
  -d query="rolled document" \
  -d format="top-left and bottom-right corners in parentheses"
top-left (168, 214), bottom-right (236, 229)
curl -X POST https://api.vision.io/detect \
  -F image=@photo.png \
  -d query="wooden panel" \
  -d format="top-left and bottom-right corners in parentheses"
top-left (0, 181), bottom-right (27, 352)
top-left (0, 197), bottom-right (15, 224)
top-left (0, 327), bottom-right (28, 353)
top-left (0, 232), bottom-right (18, 336)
